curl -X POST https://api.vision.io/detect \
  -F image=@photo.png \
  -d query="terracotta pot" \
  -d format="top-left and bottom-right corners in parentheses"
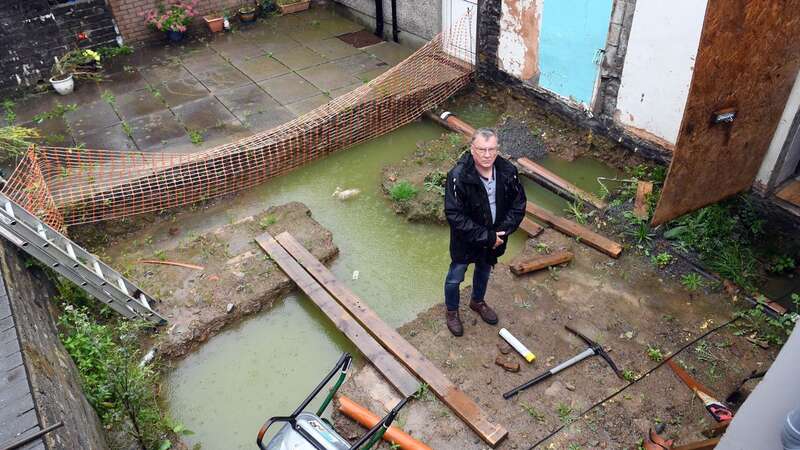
top-left (239, 8), bottom-right (257, 23)
top-left (278, 0), bottom-right (310, 14)
top-left (205, 16), bottom-right (224, 32)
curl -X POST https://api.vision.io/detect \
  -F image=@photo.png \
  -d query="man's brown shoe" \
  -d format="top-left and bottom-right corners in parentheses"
top-left (470, 300), bottom-right (498, 325)
top-left (446, 310), bottom-right (463, 336)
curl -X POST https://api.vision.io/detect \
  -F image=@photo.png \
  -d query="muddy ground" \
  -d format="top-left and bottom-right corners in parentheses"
top-left (381, 83), bottom-right (650, 223)
top-left (333, 229), bottom-right (777, 449)
top-left (102, 202), bottom-right (337, 359)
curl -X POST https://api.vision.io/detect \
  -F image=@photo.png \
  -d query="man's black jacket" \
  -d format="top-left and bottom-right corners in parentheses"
top-left (445, 152), bottom-right (527, 265)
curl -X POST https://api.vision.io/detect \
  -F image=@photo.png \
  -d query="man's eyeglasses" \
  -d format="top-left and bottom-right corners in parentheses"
top-left (471, 145), bottom-right (498, 156)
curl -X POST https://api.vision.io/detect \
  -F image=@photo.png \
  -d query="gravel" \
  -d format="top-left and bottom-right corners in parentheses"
top-left (497, 117), bottom-right (547, 161)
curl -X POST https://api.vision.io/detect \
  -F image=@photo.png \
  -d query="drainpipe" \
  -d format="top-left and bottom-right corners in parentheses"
top-left (390, 0), bottom-right (398, 42)
top-left (374, 0), bottom-right (384, 38)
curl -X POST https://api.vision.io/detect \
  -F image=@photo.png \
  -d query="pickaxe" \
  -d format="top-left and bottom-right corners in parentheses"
top-left (503, 325), bottom-right (623, 399)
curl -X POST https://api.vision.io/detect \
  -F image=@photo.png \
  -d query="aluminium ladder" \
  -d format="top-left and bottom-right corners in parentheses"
top-left (0, 192), bottom-right (166, 325)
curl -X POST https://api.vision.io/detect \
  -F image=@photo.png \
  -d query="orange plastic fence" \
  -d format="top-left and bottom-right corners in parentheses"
top-left (3, 18), bottom-right (474, 231)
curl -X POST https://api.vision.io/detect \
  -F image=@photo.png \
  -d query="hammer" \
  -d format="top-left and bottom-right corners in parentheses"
top-left (503, 325), bottom-right (623, 399)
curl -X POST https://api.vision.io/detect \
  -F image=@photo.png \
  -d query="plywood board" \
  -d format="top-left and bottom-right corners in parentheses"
top-left (273, 232), bottom-right (509, 447)
top-left (776, 178), bottom-right (800, 207)
top-left (652, 0), bottom-right (800, 225)
top-left (255, 234), bottom-right (419, 398)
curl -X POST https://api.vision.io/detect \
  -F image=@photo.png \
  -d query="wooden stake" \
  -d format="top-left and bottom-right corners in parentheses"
top-left (519, 217), bottom-right (544, 237)
top-left (633, 181), bottom-right (654, 220)
top-left (525, 201), bottom-right (623, 258)
top-left (517, 157), bottom-right (607, 209)
top-left (272, 232), bottom-right (508, 447)
top-left (510, 250), bottom-right (573, 275)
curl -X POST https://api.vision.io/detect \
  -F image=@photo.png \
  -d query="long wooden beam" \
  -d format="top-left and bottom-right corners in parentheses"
top-left (510, 250), bottom-right (573, 275)
top-left (525, 201), bottom-right (623, 258)
top-left (255, 233), bottom-right (419, 398)
top-left (273, 232), bottom-right (509, 447)
top-left (517, 157), bottom-right (607, 209)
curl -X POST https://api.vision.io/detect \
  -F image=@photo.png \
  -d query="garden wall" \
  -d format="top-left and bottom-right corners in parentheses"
top-left (0, 0), bottom-right (120, 93)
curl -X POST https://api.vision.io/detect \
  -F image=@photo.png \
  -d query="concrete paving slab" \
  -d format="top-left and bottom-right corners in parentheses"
top-left (76, 123), bottom-right (138, 151)
top-left (241, 107), bottom-right (296, 132)
top-left (24, 117), bottom-right (74, 147)
top-left (127, 43), bottom-right (189, 67)
top-left (179, 47), bottom-right (222, 73)
top-left (211, 39), bottom-right (265, 63)
top-left (249, 30), bottom-right (302, 54)
top-left (296, 62), bottom-right (361, 92)
top-left (284, 93), bottom-right (329, 116)
top-left (303, 38), bottom-right (362, 60)
top-left (364, 41), bottom-right (414, 66)
top-left (214, 84), bottom-right (280, 119)
top-left (64, 99), bottom-right (120, 136)
top-left (355, 66), bottom-right (390, 83)
top-left (158, 75), bottom-right (210, 107)
top-left (65, 81), bottom-right (102, 104)
top-left (115, 89), bottom-right (169, 120)
top-left (271, 46), bottom-right (327, 70)
top-left (329, 82), bottom-right (363, 99)
top-left (258, 72), bottom-right (320, 104)
top-left (332, 52), bottom-right (389, 76)
top-left (231, 55), bottom-right (289, 82)
top-left (139, 63), bottom-right (194, 86)
top-left (102, 69), bottom-right (149, 95)
top-left (128, 109), bottom-right (190, 152)
top-left (288, 25), bottom-right (336, 43)
top-left (9, 94), bottom-right (62, 124)
top-left (192, 65), bottom-right (252, 92)
top-left (318, 16), bottom-right (364, 36)
top-left (172, 96), bottom-right (241, 132)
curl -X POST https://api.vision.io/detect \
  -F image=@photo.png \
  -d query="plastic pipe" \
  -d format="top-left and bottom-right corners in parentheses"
top-left (338, 396), bottom-right (432, 450)
top-left (499, 328), bottom-right (536, 363)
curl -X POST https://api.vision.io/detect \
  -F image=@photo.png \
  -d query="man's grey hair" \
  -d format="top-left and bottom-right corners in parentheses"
top-left (471, 128), bottom-right (498, 145)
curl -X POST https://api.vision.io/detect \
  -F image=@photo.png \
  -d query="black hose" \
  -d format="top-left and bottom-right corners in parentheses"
top-left (390, 0), bottom-right (398, 42)
top-left (374, 0), bottom-right (384, 38)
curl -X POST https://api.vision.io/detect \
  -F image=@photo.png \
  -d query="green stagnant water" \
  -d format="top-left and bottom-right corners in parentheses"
top-left (164, 120), bottom-right (619, 449)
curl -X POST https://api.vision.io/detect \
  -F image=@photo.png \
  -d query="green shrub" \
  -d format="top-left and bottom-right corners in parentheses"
top-left (389, 180), bottom-right (418, 202)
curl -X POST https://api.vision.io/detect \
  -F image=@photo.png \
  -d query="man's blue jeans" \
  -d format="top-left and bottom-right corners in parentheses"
top-left (444, 261), bottom-right (492, 311)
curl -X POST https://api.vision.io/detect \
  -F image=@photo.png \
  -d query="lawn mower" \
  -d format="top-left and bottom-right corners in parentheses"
top-left (256, 353), bottom-right (410, 450)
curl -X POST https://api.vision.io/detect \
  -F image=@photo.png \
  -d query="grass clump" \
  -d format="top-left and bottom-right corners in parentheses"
top-left (423, 170), bottom-right (446, 197)
top-left (680, 272), bottom-right (704, 291)
top-left (389, 180), bottom-right (418, 202)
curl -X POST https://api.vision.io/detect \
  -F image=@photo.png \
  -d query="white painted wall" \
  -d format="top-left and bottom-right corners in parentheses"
top-left (615, 0), bottom-right (708, 145)
top-left (755, 69), bottom-right (800, 191)
top-left (497, 0), bottom-right (543, 80)
top-left (442, 0), bottom-right (478, 64)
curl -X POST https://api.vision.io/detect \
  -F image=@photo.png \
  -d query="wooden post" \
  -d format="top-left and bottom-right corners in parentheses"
top-left (525, 201), bottom-right (623, 258)
top-left (517, 157), bottom-right (607, 209)
top-left (633, 181), bottom-right (654, 220)
top-left (510, 250), bottom-right (573, 275)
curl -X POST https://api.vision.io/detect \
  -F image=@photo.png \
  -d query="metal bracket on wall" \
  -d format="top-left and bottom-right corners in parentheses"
top-left (0, 193), bottom-right (166, 325)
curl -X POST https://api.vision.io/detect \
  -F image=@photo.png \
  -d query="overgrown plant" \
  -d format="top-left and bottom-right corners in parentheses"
top-left (423, 170), bottom-right (446, 197)
top-left (564, 200), bottom-right (589, 225)
top-left (0, 125), bottom-right (40, 159)
top-left (680, 272), bottom-right (704, 291)
top-left (734, 295), bottom-right (800, 346)
top-left (52, 48), bottom-right (104, 81)
top-left (389, 180), bottom-right (418, 202)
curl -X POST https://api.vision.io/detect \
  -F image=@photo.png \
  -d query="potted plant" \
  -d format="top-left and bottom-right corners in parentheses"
top-left (258, 0), bottom-right (276, 16)
top-left (239, 2), bottom-right (257, 23)
top-left (144, 0), bottom-right (198, 43)
top-left (50, 48), bottom-right (103, 95)
top-left (204, 11), bottom-right (225, 33)
top-left (276, 0), bottom-right (310, 15)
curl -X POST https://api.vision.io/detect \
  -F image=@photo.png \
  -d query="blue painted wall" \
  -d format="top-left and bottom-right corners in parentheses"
top-left (538, 0), bottom-right (614, 105)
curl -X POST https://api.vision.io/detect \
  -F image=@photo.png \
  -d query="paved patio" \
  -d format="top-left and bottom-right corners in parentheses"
top-left (9, 7), bottom-right (414, 154)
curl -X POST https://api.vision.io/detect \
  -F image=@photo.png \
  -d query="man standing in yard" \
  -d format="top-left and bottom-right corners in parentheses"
top-left (443, 128), bottom-right (527, 336)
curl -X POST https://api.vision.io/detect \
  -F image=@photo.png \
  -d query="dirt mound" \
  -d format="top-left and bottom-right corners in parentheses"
top-left (497, 117), bottom-right (547, 161)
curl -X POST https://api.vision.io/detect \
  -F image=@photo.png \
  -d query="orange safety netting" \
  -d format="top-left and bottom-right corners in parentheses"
top-left (3, 19), bottom-right (474, 231)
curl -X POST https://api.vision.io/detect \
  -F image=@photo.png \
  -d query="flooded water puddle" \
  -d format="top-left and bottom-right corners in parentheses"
top-left (163, 120), bottom-right (620, 449)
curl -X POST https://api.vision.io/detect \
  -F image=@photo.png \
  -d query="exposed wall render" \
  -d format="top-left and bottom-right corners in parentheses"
top-left (755, 69), bottom-right (800, 193)
top-left (615, 0), bottom-right (708, 146)
top-left (497, 0), bottom-right (542, 82)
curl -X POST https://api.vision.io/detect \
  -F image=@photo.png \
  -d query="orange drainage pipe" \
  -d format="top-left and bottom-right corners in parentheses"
top-left (338, 396), bottom-right (432, 450)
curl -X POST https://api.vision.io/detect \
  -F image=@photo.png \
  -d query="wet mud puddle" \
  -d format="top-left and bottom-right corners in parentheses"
top-left (164, 121), bottom-right (619, 449)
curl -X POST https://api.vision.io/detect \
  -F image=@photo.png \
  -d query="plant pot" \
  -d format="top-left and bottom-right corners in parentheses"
top-left (50, 73), bottom-right (74, 95)
top-left (167, 30), bottom-right (186, 42)
top-left (278, 0), bottom-right (310, 15)
top-left (239, 8), bottom-right (257, 23)
top-left (205, 16), bottom-right (224, 33)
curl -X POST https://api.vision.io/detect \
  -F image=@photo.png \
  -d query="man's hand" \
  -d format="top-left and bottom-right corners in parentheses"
top-left (493, 231), bottom-right (505, 249)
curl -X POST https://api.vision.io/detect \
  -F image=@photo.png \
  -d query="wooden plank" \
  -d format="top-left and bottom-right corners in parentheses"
top-left (517, 157), bottom-right (607, 209)
top-left (633, 181), bottom-right (654, 220)
top-left (672, 437), bottom-right (720, 450)
top-left (701, 421), bottom-right (730, 439)
top-left (776, 179), bottom-right (800, 207)
top-left (519, 217), bottom-right (544, 238)
top-left (254, 234), bottom-right (419, 398)
top-left (510, 250), bottom-right (573, 275)
top-left (525, 201), bottom-right (623, 258)
top-left (652, 0), bottom-right (800, 224)
top-left (273, 232), bottom-right (509, 447)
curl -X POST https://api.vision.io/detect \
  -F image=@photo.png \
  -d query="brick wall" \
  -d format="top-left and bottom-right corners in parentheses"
top-left (0, 0), bottom-right (120, 93)
top-left (107, 0), bottom-right (247, 43)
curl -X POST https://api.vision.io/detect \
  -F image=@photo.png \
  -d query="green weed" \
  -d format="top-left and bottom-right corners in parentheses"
top-left (651, 252), bottom-right (674, 269)
top-left (32, 101), bottom-right (78, 123)
top-left (2, 98), bottom-right (15, 125)
top-left (423, 170), bottom-right (446, 196)
top-left (121, 121), bottom-right (133, 138)
top-left (734, 295), bottom-right (800, 346)
top-left (681, 272), bottom-right (704, 291)
top-left (520, 402), bottom-right (545, 422)
top-left (259, 215), bottom-right (277, 229)
top-left (768, 255), bottom-right (796, 274)
top-left (556, 403), bottom-right (575, 425)
top-left (188, 129), bottom-right (204, 145)
top-left (565, 200), bottom-right (589, 225)
top-left (101, 90), bottom-right (116, 105)
top-left (647, 346), bottom-right (664, 362)
top-left (389, 180), bottom-right (418, 202)
top-left (622, 369), bottom-right (636, 382)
